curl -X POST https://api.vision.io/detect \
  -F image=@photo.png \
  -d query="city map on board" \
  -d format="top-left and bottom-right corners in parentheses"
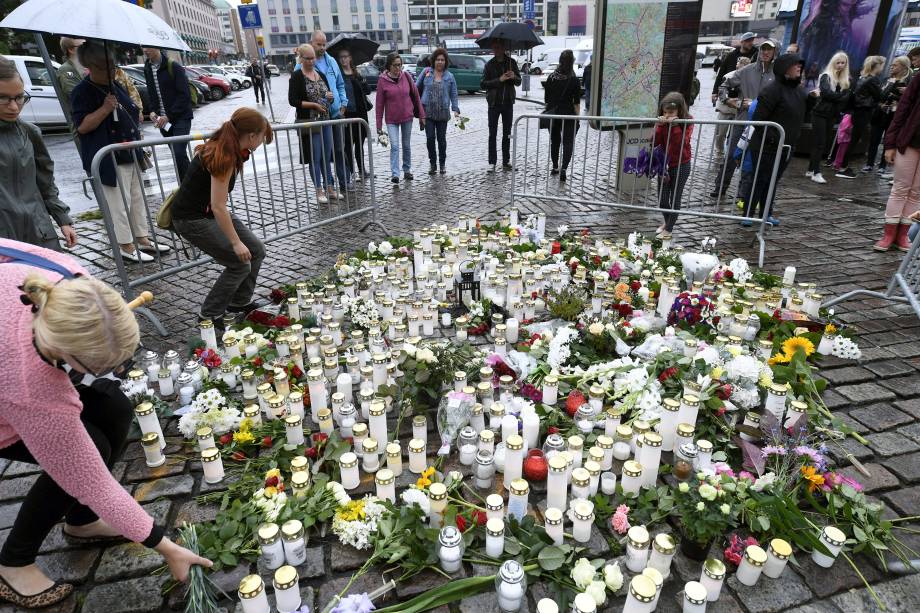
top-left (600, 0), bottom-right (669, 118)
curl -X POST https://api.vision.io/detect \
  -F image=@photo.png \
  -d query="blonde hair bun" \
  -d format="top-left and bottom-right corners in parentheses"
top-left (26, 273), bottom-right (140, 374)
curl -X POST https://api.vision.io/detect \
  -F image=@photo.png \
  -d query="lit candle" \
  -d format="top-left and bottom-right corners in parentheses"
top-left (375, 468), bottom-right (396, 502)
top-left (386, 442), bottom-right (403, 476)
top-left (362, 438), bottom-right (380, 473)
top-left (413, 415), bottom-right (428, 444)
top-left (238, 575), bottom-right (270, 613)
top-left (625, 525), bottom-right (650, 572)
top-left (291, 470), bottom-right (309, 499)
top-left (596, 435), bottom-right (614, 470)
top-left (268, 395), bottom-right (287, 421)
top-left (408, 438), bottom-right (427, 474)
top-left (736, 545), bottom-right (767, 586)
top-left (158, 368), bottom-right (174, 397)
top-left (201, 447), bottom-right (224, 484)
top-left (571, 500), bottom-right (594, 543)
top-left (140, 432), bottom-right (165, 467)
top-left (571, 468), bottom-right (591, 501)
top-left (257, 523), bottom-right (285, 571)
top-left (546, 455), bottom-right (568, 512)
top-left (339, 452), bottom-right (360, 490)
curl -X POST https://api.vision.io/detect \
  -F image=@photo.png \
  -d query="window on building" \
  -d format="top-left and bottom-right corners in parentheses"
top-left (351, 0), bottom-right (358, 12)
top-left (300, 15), bottom-right (307, 30)
top-left (353, 15), bottom-right (359, 30)
top-left (314, 15), bottom-right (321, 30)
top-left (377, 0), bottom-right (384, 13)
top-left (271, 16), bottom-right (279, 32)
top-left (390, 0), bottom-right (397, 10)
top-left (281, 0), bottom-right (290, 14)
top-left (311, 0), bottom-right (319, 11)
top-left (365, 0), bottom-right (372, 13)
top-left (366, 14), bottom-right (373, 29)
top-left (333, 15), bottom-right (339, 28)
top-left (392, 12), bottom-right (399, 28)
top-left (379, 14), bottom-right (386, 29)
top-left (285, 16), bottom-right (293, 31)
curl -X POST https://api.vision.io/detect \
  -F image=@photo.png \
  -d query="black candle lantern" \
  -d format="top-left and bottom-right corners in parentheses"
top-left (454, 259), bottom-right (481, 311)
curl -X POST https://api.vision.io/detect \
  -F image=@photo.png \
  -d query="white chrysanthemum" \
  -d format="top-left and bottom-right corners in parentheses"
top-left (729, 386), bottom-right (760, 410)
top-left (547, 326), bottom-right (578, 370)
top-left (400, 488), bottom-right (431, 515)
top-left (831, 336), bottom-right (862, 360)
top-left (378, 241), bottom-right (394, 256)
top-left (695, 345), bottom-right (722, 367)
top-left (724, 354), bottom-right (764, 384)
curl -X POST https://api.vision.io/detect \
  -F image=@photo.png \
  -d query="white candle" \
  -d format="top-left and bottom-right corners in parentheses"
top-left (199, 320), bottom-right (217, 351)
top-left (811, 526), bottom-right (846, 568)
top-left (572, 500), bottom-right (594, 543)
top-left (178, 385), bottom-right (194, 406)
top-left (141, 432), bottom-right (165, 467)
top-left (196, 426), bottom-right (216, 452)
top-left (238, 575), bottom-right (270, 613)
top-left (339, 452), bottom-right (360, 490)
top-left (507, 479), bottom-right (529, 521)
top-left (408, 438), bottom-right (427, 473)
top-left (544, 507), bottom-right (563, 545)
top-left (280, 520), bottom-right (307, 566)
top-left (285, 414), bottom-right (305, 448)
top-left (736, 545), bottom-right (767, 586)
top-left (648, 533), bottom-right (677, 579)
top-left (546, 455), bottom-right (568, 512)
top-left (677, 394), bottom-right (700, 429)
top-left (385, 442), bottom-right (402, 476)
top-left (700, 558), bottom-right (726, 602)
top-left (639, 432), bottom-right (662, 488)
top-left (134, 401), bottom-right (166, 450)
top-left (307, 369), bottom-right (327, 424)
top-left (542, 375), bottom-right (558, 406)
top-left (201, 447), bottom-right (224, 484)
top-left (625, 525), bottom-right (650, 572)
top-left (375, 468), bottom-right (396, 502)
top-left (369, 401), bottom-right (388, 445)
top-left (505, 318), bottom-right (519, 343)
top-left (763, 538), bottom-right (792, 578)
top-left (256, 523), bottom-right (285, 571)
top-left (683, 581), bottom-right (708, 613)
top-left (158, 369), bottom-right (174, 397)
top-left (336, 372), bottom-right (353, 403)
top-left (486, 518), bottom-right (505, 557)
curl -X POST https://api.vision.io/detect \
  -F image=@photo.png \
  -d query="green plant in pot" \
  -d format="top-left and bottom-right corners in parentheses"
top-left (671, 472), bottom-right (741, 560)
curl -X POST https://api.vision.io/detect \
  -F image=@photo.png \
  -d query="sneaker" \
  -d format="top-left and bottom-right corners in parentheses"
top-left (767, 216), bottom-right (780, 226)
top-left (862, 164), bottom-right (874, 173)
top-left (811, 173), bottom-right (827, 184)
top-left (805, 170), bottom-right (814, 178)
top-left (391, 176), bottom-right (399, 184)
top-left (226, 301), bottom-right (263, 316)
top-left (741, 220), bottom-right (753, 227)
top-left (120, 248), bottom-right (154, 263)
top-left (329, 191), bottom-right (343, 201)
top-left (405, 172), bottom-right (414, 181)
top-left (836, 168), bottom-right (857, 179)
top-left (487, 164), bottom-right (497, 173)
top-left (823, 159), bottom-right (834, 167)
top-left (346, 182), bottom-right (357, 192)
top-left (139, 241), bottom-right (171, 254)
top-left (502, 163), bottom-right (513, 171)
top-left (317, 192), bottom-right (329, 204)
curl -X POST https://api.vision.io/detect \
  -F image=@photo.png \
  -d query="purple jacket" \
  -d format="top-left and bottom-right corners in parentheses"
top-left (375, 70), bottom-right (424, 129)
top-left (885, 74), bottom-right (920, 153)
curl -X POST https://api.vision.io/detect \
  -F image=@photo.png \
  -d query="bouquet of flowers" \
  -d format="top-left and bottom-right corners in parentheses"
top-left (177, 388), bottom-right (241, 438)
top-left (667, 291), bottom-right (713, 328)
top-left (332, 496), bottom-right (386, 550)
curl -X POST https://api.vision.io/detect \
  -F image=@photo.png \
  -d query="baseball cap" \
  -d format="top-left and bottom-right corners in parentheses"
top-left (760, 39), bottom-right (776, 48)
top-left (740, 32), bottom-right (756, 42)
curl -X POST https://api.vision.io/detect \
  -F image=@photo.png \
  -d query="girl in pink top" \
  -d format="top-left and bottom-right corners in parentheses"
top-left (375, 52), bottom-right (425, 183)
top-left (0, 238), bottom-right (209, 608)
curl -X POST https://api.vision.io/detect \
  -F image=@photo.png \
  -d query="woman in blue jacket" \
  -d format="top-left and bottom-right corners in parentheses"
top-left (416, 48), bottom-right (460, 175)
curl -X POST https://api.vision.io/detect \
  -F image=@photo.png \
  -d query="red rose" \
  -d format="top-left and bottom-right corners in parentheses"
top-left (312, 433), bottom-right (329, 443)
top-left (305, 447), bottom-right (318, 459)
top-left (252, 357), bottom-right (263, 368)
top-left (261, 436), bottom-right (272, 448)
top-left (657, 366), bottom-right (678, 383)
top-left (565, 390), bottom-right (586, 418)
top-left (724, 270), bottom-right (734, 279)
top-left (290, 365), bottom-right (304, 380)
top-left (269, 288), bottom-right (289, 304)
top-left (194, 347), bottom-right (204, 357)
top-left (455, 514), bottom-right (467, 532)
top-left (344, 437), bottom-right (354, 447)
top-left (231, 451), bottom-right (247, 461)
top-left (630, 280), bottom-right (641, 292)
top-left (219, 434), bottom-right (232, 446)
top-left (472, 510), bottom-right (487, 526)
top-left (716, 406), bottom-right (727, 416)
top-left (715, 384), bottom-right (733, 400)
top-left (592, 255), bottom-right (602, 267)
top-left (547, 426), bottom-right (560, 435)
top-left (265, 476), bottom-right (279, 487)
top-left (270, 315), bottom-right (291, 328)
top-left (551, 241), bottom-right (561, 255)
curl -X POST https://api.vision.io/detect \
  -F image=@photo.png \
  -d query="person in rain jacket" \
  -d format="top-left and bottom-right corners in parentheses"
top-left (0, 56), bottom-right (75, 251)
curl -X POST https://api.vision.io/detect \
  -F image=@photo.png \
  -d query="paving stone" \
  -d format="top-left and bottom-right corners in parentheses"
top-left (0, 474), bottom-right (39, 501)
top-left (94, 541), bottom-right (166, 582)
top-left (2, 460), bottom-right (41, 477)
top-left (882, 451), bottom-right (920, 483)
top-left (826, 437), bottom-right (874, 466)
top-left (888, 341), bottom-right (920, 359)
top-left (879, 375), bottom-right (920, 398)
top-left (726, 565), bottom-right (813, 612)
top-left (673, 589), bottom-right (745, 613)
top-left (206, 563), bottom-right (253, 596)
top-left (836, 463), bottom-right (900, 493)
top-left (82, 574), bottom-right (169, 613)
top-left (198, 472), bottom-right (241, 495)
top-left (785, 603), bottom-right (845, 613)
top-left (849, 404), bottom-right (913, 431)
top-left (832, 412), bottom-right (870, 435)
top-left (318, 571), bottom-right (392, 611)
top-left (459, 589), bottom-right (533, 613)
top-left (142, 498), bottom-right (173, 526)
top-left (0, 501), bottom-right (22, 530)
top-left (865, 432), bottom-right (920, 458)
top-left (396, 566), bottom-right (466, 599)
top-left (133, 474), bottom-right (195, 502)
top-left (822, 367), bottom-right (875, 385)
top-left (38, 524), bottom-right (70, 553)
top-left (125, 456), bottom-right (187, 482)
top-left (830, 572), bottom-right (920, 612)
top-left (894, 397), bottom-right (920, 419)
top-left (864, 360), bottom-right (916, 379)
top-left (883, 484), bottom-right (920, 515)
top-left (792, 553), bottom-right (882, 598)
top-left (330, 540), bottom-right (367, 572)
top-left (300, 545), bottom-right (326, 578)
top-left (36, 548), bottom-right (101, 583)
top-left (899, 422), bottom-right (920, 444)
top-left (173, 499), bottom-right (220, 527)
top-left (835, 383), bottom-right (896, 406)
top-left (820, 389), bottom-right (850, 411)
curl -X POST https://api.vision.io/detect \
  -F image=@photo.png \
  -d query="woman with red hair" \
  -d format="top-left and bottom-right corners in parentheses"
top-left (170, 108), bottom-right (273, 326)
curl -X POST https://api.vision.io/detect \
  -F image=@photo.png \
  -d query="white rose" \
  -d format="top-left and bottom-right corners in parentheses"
top-left (570, 558), bottom-right (596, 591)
top-left (586, 581), bottom-right (607, 606)
top-left (379, 241), bottom-right (394, 256)
top-left (416, 348), bottom-right (437, 364)
top-left (368, 241), bottom-right (378, 253)
top-left (603, 563), bottom-right (623, 592)
top-left (402, 343), bottom-right (417, 357)
top-left (588, 322), bottom-right (604, 336)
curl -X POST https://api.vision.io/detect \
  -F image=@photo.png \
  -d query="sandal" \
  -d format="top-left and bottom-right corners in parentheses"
top-left (0, 575), bottom-right (73, 609)
top-left (62, 527), bottom-right (128, 546)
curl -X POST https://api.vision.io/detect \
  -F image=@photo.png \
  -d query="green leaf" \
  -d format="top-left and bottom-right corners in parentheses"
top-left (757, 515), bottom-right (770, 532)
top-left (853, 526), bottom-right (868, 543)
top-left (537, 546), bottom-right (566, 571)
top-left (219, 551), bottom-right (238, 567)
top-left (504, 537), bottom-right (522, 556)
top-left (218, 521), bottom-right (238, 541)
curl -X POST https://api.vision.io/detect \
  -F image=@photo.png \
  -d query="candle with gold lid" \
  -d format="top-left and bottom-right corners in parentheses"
top-left (238, 574), bottom-right (270, 613)
top-left (625, 525), bottom-right (651, 572)
top-left (736, 545), bottom-right (767, 586)
top-left (623, 575), bottom-right (656, 613)
top-left (141, 432), bottom-right (165, 467)
top-left (376, 468), bottom-right (396, 502)
top-left (763, 538), bottom-right (792, 578)
top-left (339, 452), bottom-right (360, 490)
top-left (273, 565), bottom-right (301, 612)
top-left (428, 482), bottom-right (448, 528)
top-left (700, 558), bottom-right (726, 601)
top-left (201, 447), bottom-right (224, 484)
top-left (386, 441), bottom-right (403, 476)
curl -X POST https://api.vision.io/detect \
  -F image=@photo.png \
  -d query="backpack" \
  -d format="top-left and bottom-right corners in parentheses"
top-left (164, 58), bottom-right (199, 106)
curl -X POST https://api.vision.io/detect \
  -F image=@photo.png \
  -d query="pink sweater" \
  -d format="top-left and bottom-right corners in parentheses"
top-left (0, 239), bottom-right (154, 544)
top-left (375, 70), bottom-right (425, 129)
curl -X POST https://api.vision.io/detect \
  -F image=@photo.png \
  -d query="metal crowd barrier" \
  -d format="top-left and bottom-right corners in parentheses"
top-left (89, 118), bottom-right (386, 335)
top-left (823, 233), bottom-right (920, 319)
top-left (510, 115), bottom-right (787, 267)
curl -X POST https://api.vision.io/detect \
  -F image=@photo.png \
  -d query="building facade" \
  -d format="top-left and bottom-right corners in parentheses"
top-left (698, 0), bottom-right (782, 43)
top-left (552, 0), bottom-right (594, 37)
top-left (258, 0), bottom-right (410, 61)
top-left (213, 0), bottom-right (245, 57)
top-left (406, 1), bottom-right (547, 48)
top-left (150, 0), bottom-right (223, 62)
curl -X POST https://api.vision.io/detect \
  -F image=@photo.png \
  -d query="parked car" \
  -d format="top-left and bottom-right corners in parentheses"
top-left (266, 64), bottom-right (280, 76)
top-left (222, 67), bottom-right (252, 88)
top-left (126, 64), bottom-right (212, 105)
top-left (194, 65), bottom-right (249, 90)
top-left (417, 53), bottom-right (486, 94)
top-left (401, 54), bottom-right (420, 78)
top-left (183, 66), bottom-right (232, 100)
top-left (357, 62), bottom-right (379, 91)
top-left (5, 55), bottom-right (67, 130)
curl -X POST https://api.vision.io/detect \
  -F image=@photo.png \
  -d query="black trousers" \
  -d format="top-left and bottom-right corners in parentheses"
top-left (808, 113), bottom-right (836, 173)
top-left (550, 118), bottom-right (576, 171)
top-left (842, 108), bottom-right (872, 169)
top-left (0, 379), bottom-right (135, 566)
top-left (487, 104), bottom-right (514, 165)
top-left (425, 119), bottom-right (448, 167)
top-left (252, 80), bottom-right (265, 103)
top-left (659, 162), bottom-right (692, 232)
top-left (344, 111), bottom-right (368, 176)
top-left (745, 146), bottom-right (790, 219)
top-left (867, 113), bottom-right (893, 169)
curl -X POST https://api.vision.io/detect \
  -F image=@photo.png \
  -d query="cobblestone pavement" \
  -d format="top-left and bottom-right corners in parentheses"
top-left (3, 71), bottom-right (920, 612)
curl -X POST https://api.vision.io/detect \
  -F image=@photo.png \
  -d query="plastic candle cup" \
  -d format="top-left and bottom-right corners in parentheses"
top-left (504, 435), bottom-right (524, 485)
top-left (571, 467), bottom-right (591, 500)
top-left (785, 400), bottom-right (807, 430)
top-left (639, 432), bottom-right (662, 488)
top-left (272, 565), bottom-right (301, 612)
top-left (338, 403), bottom-right (356, 438)
top-left (600, 471), bottom-right (617, 495)
top-left (642, 566), bottom-right (663, 609)
top-left (352, 423), bottom-right (368, 451)
top-left (544, 507), bottom-right (564, 545)
top-left (682, 580), bottom-right (708, 613)
top-left (375, 468), bottom-right (396, 503)
top-left (585, 460), bottom-right (601, 496)
top-left (339, 452), bottom-right (360, 490)
top-left (572, 593), bottom-right (596, 613)
top-left (361, 438), bottom-right (380, 473)
top-left (238, 575), bottom-right (270, 613)
top-left (257, 523), bottom-right (285, 571)
top-left (675, 423), bottom-right (696, 453)
top-left (141, 432), bottom-right (165, 467)
top-left (386, 442), bottom-right (403, 476)
top-left (291, 470), bottom-right (310, 500)
top-left (572, 499), bottom-right (594, 543)
top-left (157, 368), bottom-right (175, 398)
top-left (470, 402), bottom-right (485, 433)
top-left (486, 517), bottom-right (506, 557)
top-left (317, 408), bottom-right (334, 435)
top-left (597, 434), bottom-right (615, 470)
top-left (490, 402), bottom-right (505, 431)
top-left (700, 558), bottom-right (726, 602)
top-left (438, 525), bottom-right (464, 574)
top-left (811, 526), bottom-right (846, 568)
top-left (739, 411), bottom-right (761, 442)
top-left (763, 538), bottom-right (792, 578)
top-left (486, 494), bottom-right (504, 522)
top-left (201, 447), bottom-right (224, 484)
top-left (475, 449), bottom-right (495, 489)
top-left (134, 401), bottom-right (165, 450)
top-left (199, 319), bottom-right (217, 351)
top-left (284, 414), bottom-right (305, 448)
top-left (658, 398), bottom-right (681, 451)
top-left (542, 375), bottom-right (558, 406)
top-left (479, 429), bottom-right (495, 454)
top-left (454, 370), bottom-right (467, 392)
top-left (369, 401), bottom-right (388, 445)
top-left (507, 479), bottom-right (530, 521)
top-left (765, 383), bottom-right (788, 422)
top-left (413, 415), bottom-right (428, 444)
top-left (477, 381), bottom-right (494, 413)
top-left (428, 482), bottom-right (448, 528)
top-left (496, 560), bottom-right (526, 612)
top-left (736, 545), bottom-right (767, 586)
top-left (623, 575), bottom-right (657, 613)
top-left (197, 426), bottom-right (216, 452)
top-left (604, 406), bottom-right (623, 437)
top-left (649, 533), bottom-right (677, 579)
top-left (408, 438), bottom-right (427, 474)
top-left (625, 525), bottom-right (651, 572)
top-left (546, 455), bottom-right (568, 512)
top-left (677, 394), bottom-right (700, 429)
top-left (307, 369), bottom-right (327, 423)
top-left (621, 460), bottom-right (643, 495)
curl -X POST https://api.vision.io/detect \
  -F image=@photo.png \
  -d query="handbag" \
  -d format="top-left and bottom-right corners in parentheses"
top-left (155, 189), bottom-right (178, 231)
top-left (407, 72), bottom-right (421, 119)
top-left (539, 108), bottom-right (556, 130)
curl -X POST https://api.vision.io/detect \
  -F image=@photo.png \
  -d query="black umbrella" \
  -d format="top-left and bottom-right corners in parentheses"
top-left (476, 22), bottom-right (543, 52)
top-left (327, 33), bottom-right (380, 67)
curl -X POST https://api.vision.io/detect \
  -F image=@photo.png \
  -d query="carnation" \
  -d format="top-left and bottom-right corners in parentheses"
top-left (378, 240), bottom-right (394, 255)
top-left (400, 488), bottom-right (431, 515)
top-left (724, 354), bottom-right (763, 384)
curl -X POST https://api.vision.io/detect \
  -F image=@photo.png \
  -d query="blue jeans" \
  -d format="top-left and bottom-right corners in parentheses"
top-left (161, 118), bottom-right (192, 181)
top-left (309, 125), bottom-right (334, 189)
top-left (387, 121), bottom-right (413, 177)
top-left (331, 122), bottom-right (350, 187)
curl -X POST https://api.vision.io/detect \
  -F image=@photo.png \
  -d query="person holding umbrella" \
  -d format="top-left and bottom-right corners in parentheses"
top-left (481, 40), bottom-right (521, 172)
top-left (337, 49), bottom-right (372, 181)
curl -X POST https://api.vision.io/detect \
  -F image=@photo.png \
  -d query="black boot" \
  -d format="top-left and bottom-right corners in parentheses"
top-left (429, 164), bottom-right (437, 175)
top-left (559, 169), bottom-right (567, 182)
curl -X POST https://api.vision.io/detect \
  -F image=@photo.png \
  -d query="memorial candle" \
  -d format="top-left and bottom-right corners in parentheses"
top-left (546, 455), bottom-right (568, 512)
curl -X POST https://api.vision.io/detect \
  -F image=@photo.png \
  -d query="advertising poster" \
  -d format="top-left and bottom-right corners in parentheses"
top-left (797, 0), bottom-right (883, 79)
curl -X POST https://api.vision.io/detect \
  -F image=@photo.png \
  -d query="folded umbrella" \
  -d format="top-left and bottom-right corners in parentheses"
top-left (476, 22), bottom-right (543, 52)
top-left (326, 33), bottom-right (380, 67)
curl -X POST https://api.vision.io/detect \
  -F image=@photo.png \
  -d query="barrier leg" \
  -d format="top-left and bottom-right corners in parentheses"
top-left (135, 306), bottom-right (170, 337)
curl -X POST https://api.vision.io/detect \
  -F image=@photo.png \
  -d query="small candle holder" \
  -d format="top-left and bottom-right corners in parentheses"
top-left (339, 452), bottom-right (360, 490)
top-left (257, 523), bottom-right (285, 571)
top-left (141, 432), bottom-right (165, 468)
top-left (625, 525), bottom-right (651, 572)
top-left (486, 518), bottom-right (505, 557)
top-left (272, 565), bottom-right (301, 612)
top-left (386, 442), bottom-right (403, 476)
top-left (375, 468), bottom-right (396, 502)
top-left (700, 558), bottom-right (726, 602)
top-left (735, 545), bottom-right (767, 586)
top-left (238, 575), bottom-right (270, 613)
top-left (201, 447), bottom-right (224, 484)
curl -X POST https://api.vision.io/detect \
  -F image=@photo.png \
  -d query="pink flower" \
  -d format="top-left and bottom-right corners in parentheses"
top-left (608, 262), bottom-right (623, 279)
top-left (739, 471), bottom-right (754, 481)
top-left (611, 504), bottom-right (631, 534)
top-left (714, 462), bottom-right (736, 478)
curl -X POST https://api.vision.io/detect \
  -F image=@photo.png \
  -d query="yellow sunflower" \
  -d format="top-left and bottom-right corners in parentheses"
top-left (782, 336), bottom-right (815, 359)
top-left (768, 353), bottom-right (791, 365)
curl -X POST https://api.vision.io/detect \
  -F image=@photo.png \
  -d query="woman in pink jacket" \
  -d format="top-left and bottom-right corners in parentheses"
top-left (375, 52), bottom-right (425, 184)
top-left (0, 238), bottom-right (209, 608)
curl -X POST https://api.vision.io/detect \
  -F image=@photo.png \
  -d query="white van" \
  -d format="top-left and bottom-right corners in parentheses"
top-left (6, 55), bottom-right (67, 130)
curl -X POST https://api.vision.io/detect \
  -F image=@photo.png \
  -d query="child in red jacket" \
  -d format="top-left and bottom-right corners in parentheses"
top-left (654, 92), bottom-right (693, 239)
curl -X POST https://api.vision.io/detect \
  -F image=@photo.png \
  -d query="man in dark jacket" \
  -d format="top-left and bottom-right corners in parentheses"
top-left (745, 53), bottom-right (814, 225)
top-left (245, 59), bottom-right (265, 104)
top-left (142, 47), bottom-right (194, 181)
top-left (481, 41), bottom-right (521, 171)
top-left (711, 32), bottom-right (758, 104)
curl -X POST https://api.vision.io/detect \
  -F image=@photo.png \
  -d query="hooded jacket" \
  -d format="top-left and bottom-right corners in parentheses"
top-left (721, 49), bottom-right (776, 103)
top-left (712, 45), bottom-right (758, 95)
top-left (751, 54), bottom-right (810, 151)
top-left (884, 74), bottom-right (920, 153)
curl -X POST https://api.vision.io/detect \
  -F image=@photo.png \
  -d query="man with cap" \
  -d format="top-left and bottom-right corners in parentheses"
top-left (711, 38), bottom-right (777, 200)
top-left (711, 32), bottom-right (758, 105)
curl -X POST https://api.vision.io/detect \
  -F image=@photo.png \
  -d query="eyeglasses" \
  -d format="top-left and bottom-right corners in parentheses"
top-left (0, 94), bottom-right (31, 107)
top-left (65, 353), bottom-right (136, 378)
